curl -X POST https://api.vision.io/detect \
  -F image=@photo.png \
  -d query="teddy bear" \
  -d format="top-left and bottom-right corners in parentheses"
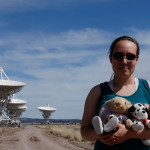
top-left (92, 96), bottom-right (133, 135)
top-left (129, 103), bottom-right (150, 146)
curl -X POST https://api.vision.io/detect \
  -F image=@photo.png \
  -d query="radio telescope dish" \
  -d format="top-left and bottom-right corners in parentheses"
top-left (38, 104), bottom-right (56, 112)
top-left (38, 104), bottom-right (56, 124)
top-left (0, 67), bottom-right (26, 125)
top-left (0, 67), bottom-right (25, 97)
top-left (6, 104), bottom-right (27, 127)
top-left (0, 80), bottom-right (25, 98)
top-left (7, 98), bottom-right (27, 109)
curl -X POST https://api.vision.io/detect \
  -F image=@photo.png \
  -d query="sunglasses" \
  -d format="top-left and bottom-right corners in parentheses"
top-left (112, 52), bottom-right (137, 61)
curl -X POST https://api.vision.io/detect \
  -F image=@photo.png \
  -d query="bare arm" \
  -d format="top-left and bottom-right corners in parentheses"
top-left (80, 85), bottom-right (101, 141)
top-left (81, 85), bottom-right (118, 145)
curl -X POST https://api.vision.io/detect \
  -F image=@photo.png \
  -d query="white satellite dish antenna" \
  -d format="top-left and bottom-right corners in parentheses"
top-left (0, 67), bottom-right (26, 124)
top-left (0, 67), bottom-right (25, 97)
top-left (6, 97), bottom-right (27, 127)
top-left (6, 102), bottom-right (27, 126)
top-left (38, 104), bottom-right (56, 124)
top-left (7, 95), bottom-right (27, 109)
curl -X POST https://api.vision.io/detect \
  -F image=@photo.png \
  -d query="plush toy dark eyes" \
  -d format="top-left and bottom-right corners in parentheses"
top-left (138, 104), bottom-right (142, 107)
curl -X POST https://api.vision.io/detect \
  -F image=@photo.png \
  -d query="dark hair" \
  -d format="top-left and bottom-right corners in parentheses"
top-left (109, 36), bottom-right (140, 56)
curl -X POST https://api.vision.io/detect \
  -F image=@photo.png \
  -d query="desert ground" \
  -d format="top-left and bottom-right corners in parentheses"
top-left (0, 124), bottom-right (94, 150)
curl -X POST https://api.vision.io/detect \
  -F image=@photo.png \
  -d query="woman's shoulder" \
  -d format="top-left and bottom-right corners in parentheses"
top-left (147, 80), bottom-right (150, 87)
top-left (90, 81), bottom-right (108, 96)
top-left (90, 84), bottom-right (101, 94)
top-left (138, 78), bottom-right (150, 88)
top-left (87, 81), bottom-right (110, 100)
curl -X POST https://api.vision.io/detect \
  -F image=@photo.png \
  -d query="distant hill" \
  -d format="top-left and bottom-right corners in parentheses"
top-left (20, 117), bottom-right (81, 124)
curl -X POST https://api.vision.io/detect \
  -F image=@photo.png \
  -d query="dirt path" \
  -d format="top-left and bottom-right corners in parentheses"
top-left (0, 125), bottom-right (85, 150)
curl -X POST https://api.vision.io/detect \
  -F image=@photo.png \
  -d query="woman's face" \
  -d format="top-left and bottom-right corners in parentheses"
top-left (109, 40), bottom-right (139, 78)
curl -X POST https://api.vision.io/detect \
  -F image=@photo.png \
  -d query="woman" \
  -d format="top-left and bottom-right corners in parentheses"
top-left (81, 36), bottom-right (150, 150)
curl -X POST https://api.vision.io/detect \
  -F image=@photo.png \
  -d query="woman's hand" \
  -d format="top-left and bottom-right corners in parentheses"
top-left (98, 133), bottom-right (116, 145)
top-left (110, 123), bottom-right (131, 144)
top-left (99, 123), bottom-right (131, 145)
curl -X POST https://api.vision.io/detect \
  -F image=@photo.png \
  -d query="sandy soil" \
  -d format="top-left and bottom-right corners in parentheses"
top-left (0, 125), bottom-right (85, 150)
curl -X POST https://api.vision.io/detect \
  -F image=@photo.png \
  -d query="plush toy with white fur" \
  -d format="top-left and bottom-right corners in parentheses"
top-left (92, 97), bottom-right (133, 135)
top-left (129, 103), bottom-right (150, 146)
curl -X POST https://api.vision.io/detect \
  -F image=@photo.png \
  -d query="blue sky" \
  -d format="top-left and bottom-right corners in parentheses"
top-left (0, 0), bottom-right (150, 119)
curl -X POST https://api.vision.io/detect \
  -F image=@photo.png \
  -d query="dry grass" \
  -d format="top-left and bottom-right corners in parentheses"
top-left (48, 124), bottom-right (82, 141)
top-left (0, 126), bottom-right (23, 136)
top-left (36, 124), bottom-right (94, 150)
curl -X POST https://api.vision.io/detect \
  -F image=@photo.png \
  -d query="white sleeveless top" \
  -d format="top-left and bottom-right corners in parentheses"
top-left (108, 77), bottom-right (139, 91)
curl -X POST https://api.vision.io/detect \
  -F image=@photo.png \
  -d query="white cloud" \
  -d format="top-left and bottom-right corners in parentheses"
top-left (127, 28), bottom-right (150, 46)
top-left (1, 27), bottom-right (150, 119)
top-left (0, 0), bottom-right (53, 12)
top-left (0, 28), bottom-right (113, 69)
top-left (0, 28), bottom-right (114, 119)
top-left (0, 0), bottom-right (112, 13)
top-left (135, 50), bottom-right (150, 79)
top-left (0, 28), bottom-right (112, 50)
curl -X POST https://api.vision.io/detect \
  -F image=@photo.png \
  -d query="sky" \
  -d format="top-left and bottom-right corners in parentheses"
top-left (0, 0), bottom-right (150, 119)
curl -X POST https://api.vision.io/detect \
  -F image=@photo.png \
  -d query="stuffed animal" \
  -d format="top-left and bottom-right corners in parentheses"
top-left (129, 103), bottom-right (150, 146)
top-left (129, 103), bottom-right (150, 131)
top-left (92, 97), bottom-right (133, 135)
